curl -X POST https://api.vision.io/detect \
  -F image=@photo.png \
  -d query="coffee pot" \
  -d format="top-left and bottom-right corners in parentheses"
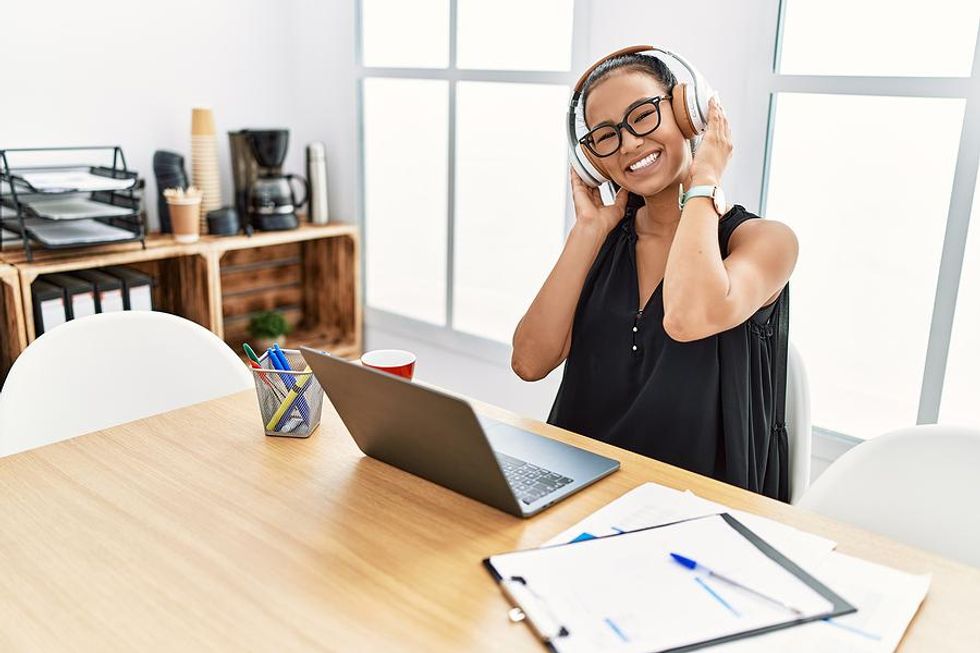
top-left (229, 128), bottom-right (309, 231)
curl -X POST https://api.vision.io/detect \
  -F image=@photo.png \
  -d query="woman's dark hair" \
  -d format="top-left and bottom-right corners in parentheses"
top-left (581, 53), bottom-right (677, 126)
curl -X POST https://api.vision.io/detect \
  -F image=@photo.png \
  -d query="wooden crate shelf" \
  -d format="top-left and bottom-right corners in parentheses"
top-left (0, 224), bottom-right (361, 382)
top-left (0, 263), bottom-right (26, 385)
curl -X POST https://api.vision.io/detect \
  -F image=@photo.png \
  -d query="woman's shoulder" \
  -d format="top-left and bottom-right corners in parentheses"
top-left (722, 205), bottom-right (798, 262)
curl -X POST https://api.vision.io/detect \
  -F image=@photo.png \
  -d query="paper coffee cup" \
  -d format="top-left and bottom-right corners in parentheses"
top-left (167, 196), bottom-right (203, 243)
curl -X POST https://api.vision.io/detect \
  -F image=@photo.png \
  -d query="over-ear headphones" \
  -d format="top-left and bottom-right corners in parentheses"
top-left (567, 45), bottom-right (714, 190)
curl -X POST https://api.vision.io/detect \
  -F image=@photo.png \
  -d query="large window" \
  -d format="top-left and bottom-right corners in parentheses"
top-left (764, 0), bottom-right (980, 438)
top-left (359, 0), bottom-right (580, 350)
top-left (941, 167), bottom-right (980, 428)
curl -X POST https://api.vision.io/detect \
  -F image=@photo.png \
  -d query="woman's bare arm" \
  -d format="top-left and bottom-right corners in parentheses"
top-left (662, 97), bottom-right (798, 341)
top-left (512, 171), bottom-right (629, 381)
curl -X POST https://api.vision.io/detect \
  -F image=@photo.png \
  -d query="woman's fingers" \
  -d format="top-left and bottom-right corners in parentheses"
top-left (705, 96), bottom-right (732, 153)
top-left (570, 167), bottom-right (599, 209)
top-left (717, 99), bottom-right (732, 149)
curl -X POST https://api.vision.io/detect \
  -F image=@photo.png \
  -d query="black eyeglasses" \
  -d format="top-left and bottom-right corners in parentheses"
top-left (579, 95), bottom-right (671, 158)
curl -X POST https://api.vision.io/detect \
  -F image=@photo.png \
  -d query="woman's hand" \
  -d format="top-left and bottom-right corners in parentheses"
top-left (687, 96), bottom-right (733, 188)
top-left (570, 168), bottom-right (629, 236)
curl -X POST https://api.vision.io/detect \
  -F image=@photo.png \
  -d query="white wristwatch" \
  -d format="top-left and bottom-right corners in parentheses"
top-left (681, 185), bottom-right (727, 217)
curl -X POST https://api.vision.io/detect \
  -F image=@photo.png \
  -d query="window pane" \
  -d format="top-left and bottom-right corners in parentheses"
top-left (364, 78), bottom-right (448, 324)
top-left (456, 0), bottom-right (573, 71)
top-left (779, 0), bottom-right (979, 77)
top-left (453, 82), bottom-right (568, 342)
top-left (766, 93), bottom-right (965, 437)
top-left (941, 167), bottom-right (980, 427)
top-left (361, 0), bottom-right (449, 68)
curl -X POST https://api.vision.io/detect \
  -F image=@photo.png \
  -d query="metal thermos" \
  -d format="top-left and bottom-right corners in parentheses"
top-left (306, 142), bottom-right (329, 224)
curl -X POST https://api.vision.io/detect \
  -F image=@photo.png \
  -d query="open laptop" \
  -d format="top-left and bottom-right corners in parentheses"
top-left (301, 347), bottom-right (620, 517)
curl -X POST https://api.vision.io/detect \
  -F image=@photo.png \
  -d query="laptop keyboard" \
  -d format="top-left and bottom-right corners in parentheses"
top-left (495, 452), bottom-right (574, 505)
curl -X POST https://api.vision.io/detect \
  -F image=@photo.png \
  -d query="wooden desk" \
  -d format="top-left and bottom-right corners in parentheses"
top-left (0, 392), bottom-right (977, 651)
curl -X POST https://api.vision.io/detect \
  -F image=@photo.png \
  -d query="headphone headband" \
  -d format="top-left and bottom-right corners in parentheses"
top-left (572, 45), bottom-right (654, 92)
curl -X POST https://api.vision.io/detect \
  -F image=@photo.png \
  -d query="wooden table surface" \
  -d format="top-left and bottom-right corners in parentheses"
top-left (1, 390), bottom-right (978, 652)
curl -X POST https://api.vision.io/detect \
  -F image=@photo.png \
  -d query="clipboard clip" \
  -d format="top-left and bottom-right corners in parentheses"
top-left (501, 576), bottom-right (570, 642)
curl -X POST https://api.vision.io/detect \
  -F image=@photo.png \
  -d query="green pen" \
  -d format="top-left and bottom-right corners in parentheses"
top-left (243, 343), bottom-right (262, 365)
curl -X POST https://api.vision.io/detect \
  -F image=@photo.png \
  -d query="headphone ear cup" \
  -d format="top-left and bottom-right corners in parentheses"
top-left (570, 142), bottom-right (609, 188)
top-left (671, 83), bottom-right (698, 140)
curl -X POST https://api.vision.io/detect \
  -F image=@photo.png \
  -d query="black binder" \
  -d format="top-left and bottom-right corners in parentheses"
top-left (31, 279), bottom-right (67, 335)
top-left (41, 273), bottom-right (96, 321)
top-left (70, 269), bottom-right (125, 313)
top-left (101, 266), bottom-right (153, 311)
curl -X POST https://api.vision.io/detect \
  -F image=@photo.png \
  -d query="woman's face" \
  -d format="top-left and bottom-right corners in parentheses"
top-left (583, 71), bottom-right (691, 196)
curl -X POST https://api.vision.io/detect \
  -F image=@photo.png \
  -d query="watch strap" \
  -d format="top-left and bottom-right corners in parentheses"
top-left (681, 185), bottom-right (717, 207)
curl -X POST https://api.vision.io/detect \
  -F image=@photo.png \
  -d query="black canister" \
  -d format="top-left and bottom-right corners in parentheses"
top-left (207, 207), bottom-right (241, 236)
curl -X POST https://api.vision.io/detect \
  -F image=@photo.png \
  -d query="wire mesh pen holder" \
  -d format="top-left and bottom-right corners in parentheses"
top-left (252, 348), bottom-right (325, 438)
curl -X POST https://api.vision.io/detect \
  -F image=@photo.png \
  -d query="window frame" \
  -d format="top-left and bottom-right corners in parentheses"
top-left (355, 0), bottom-right (589, 364)
top-left (761, 0), bottom-right (980, 439)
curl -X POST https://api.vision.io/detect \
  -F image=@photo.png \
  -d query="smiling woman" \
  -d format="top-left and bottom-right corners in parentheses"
top-left (511, 47), bottom-right (799, 500)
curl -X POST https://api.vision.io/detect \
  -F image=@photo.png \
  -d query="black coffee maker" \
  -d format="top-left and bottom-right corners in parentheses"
top-left (229, 129), bottom-right (309, 231)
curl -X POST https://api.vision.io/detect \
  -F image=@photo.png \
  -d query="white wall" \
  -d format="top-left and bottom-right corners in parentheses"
top-left (1, 0), bottom-right (358, 229)
top-left (283, 0), bottom-right (359, 224)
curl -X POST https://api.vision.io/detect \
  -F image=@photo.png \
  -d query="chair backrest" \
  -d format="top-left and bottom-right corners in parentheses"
top-left (786, 342), bottom-right (812, 503)
top-left (0, 311), bottom-right (252, 457)
top-left (799, 425), bottom-right (980, 568)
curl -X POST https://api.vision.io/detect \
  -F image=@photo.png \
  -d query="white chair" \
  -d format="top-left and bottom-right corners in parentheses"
top-left (786, 342), bottom-right (812, 504)
top-left (0, 311), bottom-right (252, 457)
top-left (799, 425), bottom-right (980, 568)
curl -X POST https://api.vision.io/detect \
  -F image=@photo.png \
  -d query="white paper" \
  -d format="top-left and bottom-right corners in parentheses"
top-left (496, 514), bottom-right (837, 653)
top-left (541, 483), bottom-right (928, 653)
top-left (25, 219), bottom-right (137, 245)
top-left (703, 552), bottom-right (930, 652)
top-left (546, 483), bottom-right (836, 569)
top-left (20, 170), bottom-right (135, 192)
top-left (26, 197), bottom-right (136, 220)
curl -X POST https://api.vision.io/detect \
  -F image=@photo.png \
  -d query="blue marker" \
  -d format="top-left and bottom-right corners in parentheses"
top-left (670, 553), bottom-right (804, 616)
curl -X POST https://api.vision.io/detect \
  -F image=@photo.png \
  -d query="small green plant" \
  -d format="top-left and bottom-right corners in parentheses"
top-left (248, 310), bottom-right (292, 340)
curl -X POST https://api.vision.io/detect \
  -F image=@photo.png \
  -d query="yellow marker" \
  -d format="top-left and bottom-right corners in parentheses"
top-left (265, 366), bottom-right (313, 431)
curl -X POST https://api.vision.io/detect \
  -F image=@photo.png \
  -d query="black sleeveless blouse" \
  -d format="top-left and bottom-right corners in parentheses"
top-left (548, 198), bottom-right (788, 499)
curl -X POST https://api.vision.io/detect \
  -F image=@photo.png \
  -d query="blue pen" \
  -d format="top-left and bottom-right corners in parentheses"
top-left (267, 345), bottom-right (311, 424)
top-left (670, 553), bottom-right (804, 616)
top-left (271, 343), bottom-right (291, 372)
top-left (266, 346), bottom-right (291, 385)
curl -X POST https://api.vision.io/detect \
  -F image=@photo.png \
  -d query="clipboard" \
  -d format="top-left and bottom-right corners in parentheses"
top-left (484, 513), bottom-right (855, 653)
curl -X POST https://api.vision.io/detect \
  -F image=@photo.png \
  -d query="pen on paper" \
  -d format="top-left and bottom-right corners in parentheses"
top-left (670, 552), bottom-right (804, 616)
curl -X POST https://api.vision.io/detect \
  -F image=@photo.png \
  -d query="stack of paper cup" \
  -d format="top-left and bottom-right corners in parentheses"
top-left (190, 108), bottom-right (222, 234)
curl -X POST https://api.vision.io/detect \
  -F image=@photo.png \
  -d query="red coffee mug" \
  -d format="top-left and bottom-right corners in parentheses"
top-left (360, 349), bottom-right (416, 380)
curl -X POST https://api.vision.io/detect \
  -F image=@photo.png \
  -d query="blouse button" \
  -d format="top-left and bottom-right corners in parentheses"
top-left (632, 326), bottom-right (638, 333)
top-left (632, 345), bottom-right (638, 351)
